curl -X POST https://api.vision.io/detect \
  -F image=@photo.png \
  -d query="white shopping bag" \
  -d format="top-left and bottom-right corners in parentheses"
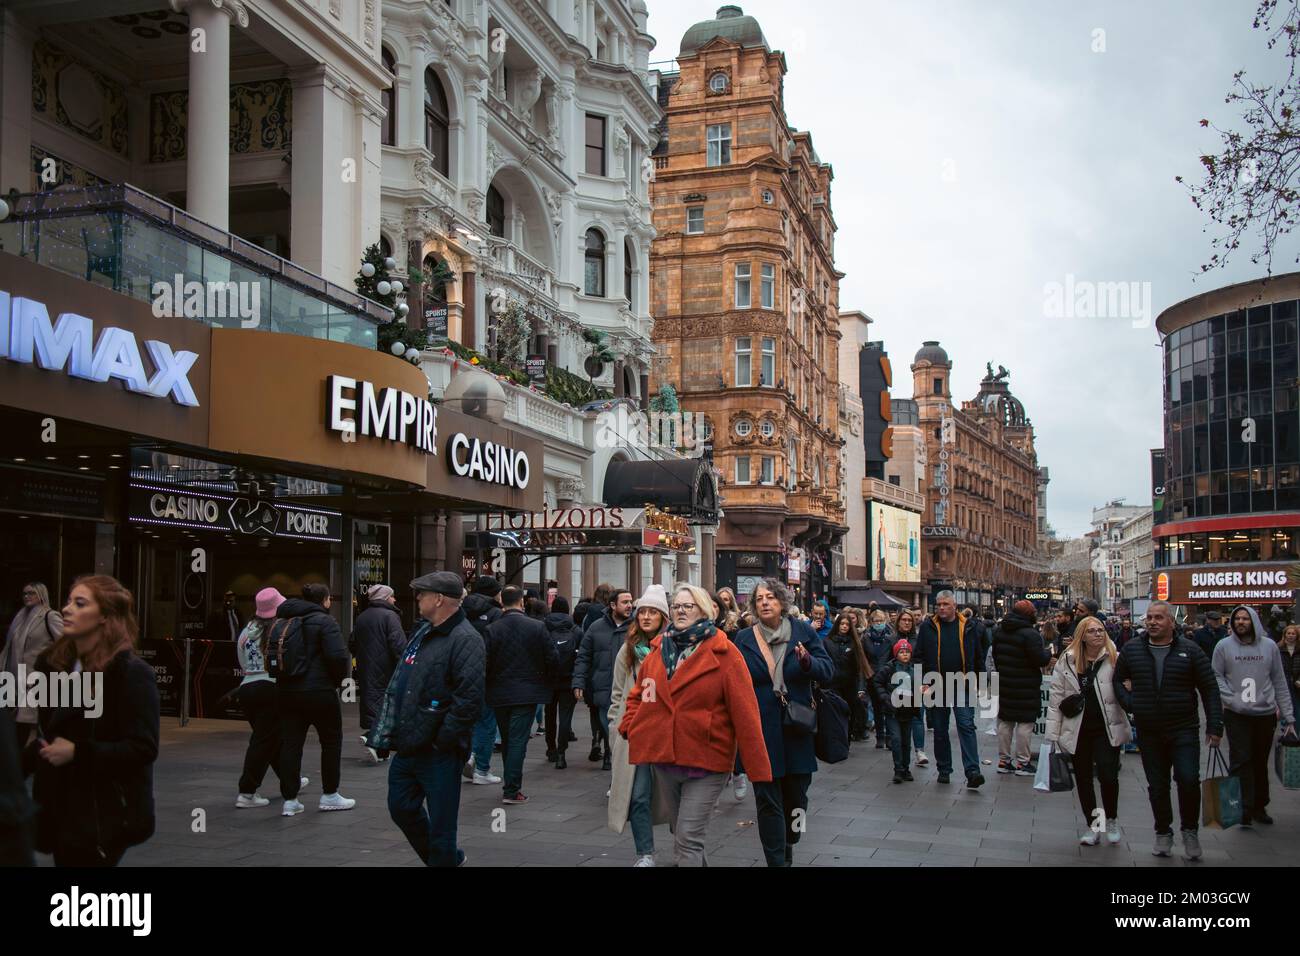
top-left (1032, 742), bottom-right (1052, 793)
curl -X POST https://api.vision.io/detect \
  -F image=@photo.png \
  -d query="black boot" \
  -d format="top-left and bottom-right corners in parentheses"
top-left (588, 745), bottom-right (602, 762)
top-left (602, 751), bottom-right (612, 771)
top-left (555, 752), bottom-right (567, 769)
top-left (546, 749), bottom-right (557, 763)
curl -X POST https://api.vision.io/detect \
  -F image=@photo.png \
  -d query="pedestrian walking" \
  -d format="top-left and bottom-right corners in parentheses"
top-left (543, 596), bottom-right (579, 768)
top-left (234, 587), bottom-right (308, 808)
top-left (1114, 600), bottom-right (1222, 860)
top-left (22, 575), bottom-right (159, 867)
top-left (862, 609), bottom-right (895, 749)
top-left (992, 599), bottom-right (1052, 775)
top-left (715, 587), bottom-right (742, 637)
top-left (825, 611), bottom-right (871, 740)
top-left (893, 609), bottom-right (928, 765)
top-left (1212, 605), bottom-right (1297, 826)
top-left (275, 583), bottom-right (355, 815)
top-left (1045, 616), bottom-right (1131, 846)
top-left (369, 571), bottom-right (484, 867)
top-left (874, 639), bottom-right (921, 783)
top-left (607, 584), bottom-right (671, 866)
top-left (207, 589), bottom-right (244, 642)
top-left (1278, 624), bottom-right (1300, 717)
top-left (485, 586), bottom-right (558, 805)
top-left (574, 587), bottom-right (632, 770)
top-left (462, 578), bottom-right (504, 785)
top-left (1193, 611), bottom-right (1228, 660)
top-left (2, 582), bottom-right (62, 748)
top-left (735, 578), bottom-right (835, 867)
top-left (619, 584), bottom-right (771, 866)
top-left (352, 583), bottom-right (407, 763)
top-left (810, 602), bottom-right (831, 640)
top-left (916, 591), bottom-right (985, 789)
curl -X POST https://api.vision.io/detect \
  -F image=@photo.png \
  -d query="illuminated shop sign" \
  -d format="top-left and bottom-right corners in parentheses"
top-left (128, 484), bottom-right (343, 541)
top-left (327, 375), bottom-right (437, 453)
top-left (448, 433), bottom-right (530, 489)
top-left (0, 289), bottom-right (200, 406)
top-left (1156, 563), bottom-right (1292, 604)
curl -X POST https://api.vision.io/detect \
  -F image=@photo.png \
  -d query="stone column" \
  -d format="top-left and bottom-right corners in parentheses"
top-left (0, 11), bottom-right (34, 196)
top-left (461, 268), bottom-right (477, 349)
top-left (408, 42), bottom-right (428, 152)
top-left (613, 359), bottom-right (625, 397)
top-left (174, 0), bottom-right (247, 230)
top-left (585, 0), bottom-right (597, 57)
top-left (675, 550), bottom-right (690, 584)
top-left (444, 512), bottom-right (465, 576)
top-left (701, 529), bottom-right (716, 592)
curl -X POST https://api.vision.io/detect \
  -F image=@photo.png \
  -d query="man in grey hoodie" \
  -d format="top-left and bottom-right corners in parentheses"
top-left (1211, 605), bottom-right (1298, 825)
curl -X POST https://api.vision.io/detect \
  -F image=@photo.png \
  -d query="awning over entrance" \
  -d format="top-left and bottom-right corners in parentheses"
top-left (832, 587), bottom-right (911, 608)
top-left (601, 455), bottom-right (718, 525)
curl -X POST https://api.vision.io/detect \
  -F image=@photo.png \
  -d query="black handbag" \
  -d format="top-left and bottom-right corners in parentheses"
top-left (779, 690), bottom-right (818, 736)
top-left (1059, 693), bottom-right (1084, 718)
top-left (1047, 743), bottom-right (1075, 793)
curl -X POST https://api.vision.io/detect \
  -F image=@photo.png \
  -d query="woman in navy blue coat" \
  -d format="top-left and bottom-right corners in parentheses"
top-left (734, 578), bottom-right (835, 867)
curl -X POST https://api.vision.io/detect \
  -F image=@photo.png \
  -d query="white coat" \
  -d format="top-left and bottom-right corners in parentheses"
top-left (1045, 650), bottom-right (1132, 754)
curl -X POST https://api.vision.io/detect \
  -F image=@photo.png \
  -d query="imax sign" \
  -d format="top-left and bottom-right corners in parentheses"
top-left (0, 290), bottom-right (200, 406)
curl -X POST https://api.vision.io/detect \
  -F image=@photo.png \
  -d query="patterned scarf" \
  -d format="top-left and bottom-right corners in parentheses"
top-left (661, 618), bottom-right (716, 679)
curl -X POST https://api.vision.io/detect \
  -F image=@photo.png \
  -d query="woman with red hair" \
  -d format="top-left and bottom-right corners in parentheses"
top-left (23, 575), bottom-right (159, 867)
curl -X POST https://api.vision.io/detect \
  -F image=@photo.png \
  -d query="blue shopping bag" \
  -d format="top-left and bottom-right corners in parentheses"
top-left (1201, 746), bottom-right (1242, 830)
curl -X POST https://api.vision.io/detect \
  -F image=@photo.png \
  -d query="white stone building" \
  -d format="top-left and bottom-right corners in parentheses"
top-left (1116, 508), bottom-right (1154, 607)
top-left (1091, 499), bottom-right (1150, 610)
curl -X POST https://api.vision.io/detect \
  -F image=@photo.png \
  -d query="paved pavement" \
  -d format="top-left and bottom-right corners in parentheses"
top-left (93, 703), bottom-right (1300, 867)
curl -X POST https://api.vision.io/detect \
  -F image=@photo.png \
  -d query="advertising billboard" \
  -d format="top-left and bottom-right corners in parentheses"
top-left (869, 502), bottom-right (921, 583)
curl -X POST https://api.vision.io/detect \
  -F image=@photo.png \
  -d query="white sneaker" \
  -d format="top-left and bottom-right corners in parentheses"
top-left (633, 854), bottom-right (656, 867)
top-left (236, 793), bottom-right (269, 809)
top-left (319, 792), bottom-right (356, 811)
top-left (606, 788), bottom-right (611, 797)
top-left (1079, 830), bottom-right (1101, 846)
top-left (472, 770), bottom-right (502, 785)
top-left (359, 735), bottom-right (384, 764)
top-left (299, 776), bottom-right (309, 790)
top-left (1106, 820), bottom-right (1123, 845)
top-left (915, 750), bottom-right (930, 767)
top-left (733, 773), bottom-right (749, 800)
top-left (282, 799), bottom-right (305, 816)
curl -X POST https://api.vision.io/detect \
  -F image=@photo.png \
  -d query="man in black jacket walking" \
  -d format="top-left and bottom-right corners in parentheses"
top-left (276, 583), bottom-right (355, 815)
top-left (574, 588), bottom-right (632, 770)
top-left (543, 596), bottom-right (580, 768)
top-left (1114, 600), bottom-right (1222, 861)
top-left (462, 577), bottom-right (504, 785)
top-left (486, 586), bottom-right (558, 804)
top-left (370, 571), bottom-right (484, 867)
top-left (1192, 611), bottom-right (1228, 661)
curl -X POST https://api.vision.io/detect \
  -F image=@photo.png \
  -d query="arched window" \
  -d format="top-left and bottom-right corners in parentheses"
top-left (424, 68), bottom-right (450, 177)
top-left (381, 46), bottom-right (397, 146)
top-left (486, 185), bottom-right (505, 238)
top-left (423, 253), bottom-right (448, 305)
top-left (584, 228), bottom-right (605, 297)
top-left (379, 235), bottom-right (392, 261)
top-left (623, 238), bottom-right (634, 304)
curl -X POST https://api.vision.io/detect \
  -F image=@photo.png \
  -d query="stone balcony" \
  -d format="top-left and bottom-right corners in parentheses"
top-left (420, 350), bottom-right (585, 447)
top-left (862, 476), bottom-right (925, 513)
top-left (481, 236), bottom-right (555, 304)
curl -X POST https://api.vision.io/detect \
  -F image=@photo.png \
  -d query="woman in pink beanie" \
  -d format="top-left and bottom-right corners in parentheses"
top-left (233, 587), bottom-right (306, 808)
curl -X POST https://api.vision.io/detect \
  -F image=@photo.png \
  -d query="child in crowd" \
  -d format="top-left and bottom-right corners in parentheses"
top-left (873, 639), bottom-right (921, 784)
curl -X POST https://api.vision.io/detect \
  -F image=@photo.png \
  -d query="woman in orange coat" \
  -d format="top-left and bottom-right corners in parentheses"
top-left (619, 583), bottom-right (771, 866)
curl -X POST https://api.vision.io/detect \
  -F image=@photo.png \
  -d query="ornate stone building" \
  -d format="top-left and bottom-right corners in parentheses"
top-left (648, 5), bottom-right (845, 604)
top-left (912, 341), bottom-right (1047, 610)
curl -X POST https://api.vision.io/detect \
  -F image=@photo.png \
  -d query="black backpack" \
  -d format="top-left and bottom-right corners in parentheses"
top-left (813, 684), bottom-right (851, 764)
top-left (264, 617), bottom-right (310, 680)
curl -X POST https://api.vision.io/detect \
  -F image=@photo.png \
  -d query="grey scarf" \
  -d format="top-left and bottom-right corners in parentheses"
top-left (755, 616), bottom-right (792, 695)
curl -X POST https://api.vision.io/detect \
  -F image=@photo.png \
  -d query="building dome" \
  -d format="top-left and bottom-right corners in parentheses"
top-left (913, 340), bottom-right (950, 366)
top-left (680, 5), bottom-right (768, 56)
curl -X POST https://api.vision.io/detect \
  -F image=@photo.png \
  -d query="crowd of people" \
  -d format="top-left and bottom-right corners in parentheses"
top-left (0, 571), bottom-right (1297, 868)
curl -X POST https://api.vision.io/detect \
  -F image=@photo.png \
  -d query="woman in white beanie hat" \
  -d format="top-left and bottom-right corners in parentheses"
top-left (607, 584), bottom-right (671, 866)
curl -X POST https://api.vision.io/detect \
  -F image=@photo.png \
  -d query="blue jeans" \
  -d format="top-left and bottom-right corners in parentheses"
top-left (912, 703), bottom-right (926, 750)
top-left (494, 705), bottom-right (536, 797)
top-left (387, 751), bottom-right (464, 867)
top-left (471, 703), bottom-right (497, 773)
top-left (629, 763), bottom-right (655, 856)
top-left (930, 705), bottom-right (980, 777)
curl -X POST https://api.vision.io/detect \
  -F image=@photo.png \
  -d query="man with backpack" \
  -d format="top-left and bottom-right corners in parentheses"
top-left (273, 583), bottom-right (355, 816)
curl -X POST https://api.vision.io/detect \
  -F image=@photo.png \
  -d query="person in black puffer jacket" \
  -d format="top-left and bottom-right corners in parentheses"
top-left (824, 611), bottom-right (871, 740)
top-left (351, 584), bottom-right (408, 739)
top-left (23, 575), bottom-right (159, 867)
top-left (275, 583), bottom-right (353, 813)
top-left (461, 587), bottom-right (504, 783)
top-left (874, 639), bottom-right (921, 782)
top-left (574, 589), bottom-right (632, 769)
top-left (992, 600), bottom-right (1052, 774)
top-left (861, 611), bottom-right (895, 748)
top-left (543, 597), bottom-right (579, 767)
top-left (1114, 600), bottom-right (1222, 859)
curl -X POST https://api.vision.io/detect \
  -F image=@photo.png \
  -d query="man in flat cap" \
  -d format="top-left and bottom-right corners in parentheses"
top-left (368, 571), bottom-right (484, 867)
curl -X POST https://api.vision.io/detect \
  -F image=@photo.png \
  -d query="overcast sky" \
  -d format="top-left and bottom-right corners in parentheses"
top-left (647, 0), bottom-right (1282, 536)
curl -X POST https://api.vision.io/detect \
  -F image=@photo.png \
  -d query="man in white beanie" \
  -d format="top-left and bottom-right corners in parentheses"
top-left (352, 583), bottom-right (408, 762)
